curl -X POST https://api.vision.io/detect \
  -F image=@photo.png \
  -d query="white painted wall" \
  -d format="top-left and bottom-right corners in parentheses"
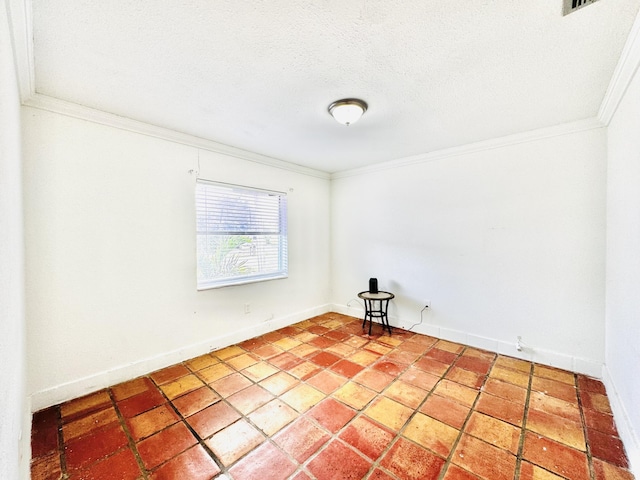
top-left (0, 1), bottom-right (28, 478)
top-left (605, 57), bottom-right (640, 473)
top-left (23, 108), bottom-right (331, 410)
top-left (332, 127), bottom-right (607, 375)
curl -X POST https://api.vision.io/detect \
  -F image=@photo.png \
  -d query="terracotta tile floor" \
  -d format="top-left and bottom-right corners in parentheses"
top-left (31, 313), bottom-right (635, 480)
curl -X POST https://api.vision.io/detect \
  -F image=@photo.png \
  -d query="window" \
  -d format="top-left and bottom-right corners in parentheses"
top-left (196, 180), bottom-right (288, 289)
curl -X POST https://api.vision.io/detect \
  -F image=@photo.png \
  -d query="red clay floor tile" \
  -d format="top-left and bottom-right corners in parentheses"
top-left (454, 356), bottom-right (493, 376)
top-left (137, 422), bottom-right (197, 470)
top-left (171, 386), bottom-right (220, 418)
top-left (577, 375), bottom-right (607, 395)
top-left (186, 401), bottom-right (241, 440)
top-left (228, 441), bottom-right (297, 480)
top-left (64, 423), bottom-right (129, 471)
top-left (582, 391), bottom-right (614, 415)
top-left (69, 447), bottom-right (141, 480)
top-left (150, 365), bottom-right (191, 386)
top-left (522, 431), bottom-right (590, 480)
top-left (205, 419), bottom-right (265, 466)
top-left (126, 404), bottom-right (180, 442)
top-left (149, 444), bottom-right (221, 480)
top-left (474, 392), bottom-right (525, 427)
top-left (398, 365), bottom-right (439, 391)
top-left (592, 458), bottom-right (635, 480)
top-left (117, 387), bottom-right (166, 418)
top-left (441, 464), bottom-right (483, 480)
top-left (111, 377), bottom-right (156, 402)
top-left (31, 451), bottom-right (63, 480)
top-left (530, 376), bottom-right (578, 404)
top-left (370, 360), bottom-right (404, 377)
top-left (451, 433), bottom-right (516, 480)
top-left (353, 369), bottom-right (395, 392)
top-left (273, 416), bottom-right (331, 463)
top-left (209, 372), bottom-right (253, 397)
top-left (60, 390), bottom-right (112, 423)
top-left (380, 437), bottom-right (446, 480)
top-left (307, 397), bottom-right (357, 434)
top-left (588, 428), bottom-right (630, 468)
top-left (308, 351), bottom-right (342, 367)
top-left (584, 408), bottom-right (619, 437)
top-left (247, 399), bottom-right (299, 436)
top-left (426, 347), bottom-right (458, 364)
top-left (31, 406), bottom-right (59, 458)
top-left (481, 377), bottom-right (527, 405)
top-left (339, 415), bottom-right (395, 460)
top-left (62, 407), bottom-right (120, 442)
top-left (420, 393), bottom-right (471, 429)
top-left (404, 412), bottom-right (459, 458)
top-left (446, 366), bottom-right (486, 389)
top-left (306, 369), bottom-right (348, 394)
top-left (226, 384), bottom-right (274, 415)
top-left (307, 439), bottom-right (372, 480)
top-left (367, 468), bottom-right (397, 480)
top-left (414, 356), bottom-right (449, 376)
top-left (330, 359), bottom-right (365, 378)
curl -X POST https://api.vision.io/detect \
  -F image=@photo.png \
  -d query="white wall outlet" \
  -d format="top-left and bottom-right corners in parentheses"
top-left (424, 300), bottom-right (431, 309)
top-left (244, 303), bottom-right (251, 314)
top-left (516, 336), bottom-right (523, 351)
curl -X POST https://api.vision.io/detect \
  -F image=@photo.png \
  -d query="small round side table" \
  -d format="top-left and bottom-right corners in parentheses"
top-left (358, 291), bottom-right (395, 335)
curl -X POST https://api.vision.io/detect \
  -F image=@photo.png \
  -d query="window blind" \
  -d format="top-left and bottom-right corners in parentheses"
top-left (196, 180), bottom-right (288, 289)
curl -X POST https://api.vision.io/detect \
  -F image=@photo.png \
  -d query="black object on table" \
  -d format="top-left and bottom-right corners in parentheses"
top-left (358, 290), bottom-right (395, 335)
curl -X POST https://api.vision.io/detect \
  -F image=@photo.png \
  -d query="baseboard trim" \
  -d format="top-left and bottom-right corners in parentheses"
top-left (30, 302), bottom-right (605, 411)
top-left (29, 304), bottom-right (332, 412)
top-left (602, 365), bottom-right (640, 477)
top-left (332, 303), bottom-right (603, 377)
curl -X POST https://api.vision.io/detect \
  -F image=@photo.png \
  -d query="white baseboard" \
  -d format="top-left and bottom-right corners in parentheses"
top-left (406, 323), bottom-right (602, 378)
top-left (332, 303), bottom-right (603, 378)
top-left (602, 365), bottom-right (640, 478)
top-left (30, 304), bottom-right (332, 412)
top-left (30, 302), bottom-right (605, 411)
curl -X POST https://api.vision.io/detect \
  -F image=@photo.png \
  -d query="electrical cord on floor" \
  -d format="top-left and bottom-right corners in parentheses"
top-left (407, 305), bottom-right (429, 331)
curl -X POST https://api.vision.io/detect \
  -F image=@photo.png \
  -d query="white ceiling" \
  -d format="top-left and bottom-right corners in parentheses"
top-left (28, 0), bottom-right (640, 173)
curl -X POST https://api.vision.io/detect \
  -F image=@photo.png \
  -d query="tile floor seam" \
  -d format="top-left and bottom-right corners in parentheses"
top-left (433, 344), bottom-right (498, 480)
top-left (513, 359), bottom-right (535, 480)
top-left (109, 387), bottom-right (151, 480)
top-left (282, 325), bottom-right (419, 479)
top-left (158, 379), bottom-right (228, 476)
top-left (55, 405), bottom-right (69, 479)
top-left (575, 372), bottom-right (597, 480)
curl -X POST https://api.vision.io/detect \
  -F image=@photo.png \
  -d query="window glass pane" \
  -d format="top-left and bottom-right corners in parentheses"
top-left (196, 180), bottom-right (287, 289)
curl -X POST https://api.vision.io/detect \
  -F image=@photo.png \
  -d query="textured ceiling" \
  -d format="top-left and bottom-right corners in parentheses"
top-left (31, 0), bottom-right (639, 173)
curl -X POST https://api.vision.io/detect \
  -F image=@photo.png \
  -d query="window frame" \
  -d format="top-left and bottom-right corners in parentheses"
top-left (195, 179), bottom-right (288, 290)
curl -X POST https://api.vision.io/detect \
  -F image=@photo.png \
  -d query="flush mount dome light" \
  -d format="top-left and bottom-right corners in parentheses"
top-left (328, 98), bottom-right (368, 126)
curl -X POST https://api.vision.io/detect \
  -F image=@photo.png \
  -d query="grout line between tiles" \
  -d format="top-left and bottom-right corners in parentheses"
top-left (154, 376), bottom-right (228, 476)
top-left (108, 388), bottom-right (150, 480)
top-left (575, 372), bottom-right (597, 480)
top-left (513, 360), bottom-right (535, 480)
top-left (435, 345), bottom-right (498, 480)
top-left (54, 405), bottom-right (68, 478)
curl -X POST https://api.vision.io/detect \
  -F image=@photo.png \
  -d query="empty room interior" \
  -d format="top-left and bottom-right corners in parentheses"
top-left (2, 1), bottom-right (640, 479)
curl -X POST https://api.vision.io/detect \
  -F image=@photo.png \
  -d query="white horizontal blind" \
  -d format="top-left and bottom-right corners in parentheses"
top-left (196, 180), bottom-right (288, 289)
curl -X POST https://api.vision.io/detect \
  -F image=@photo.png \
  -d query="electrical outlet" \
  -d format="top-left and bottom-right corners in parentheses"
top-left (244, 303), bottom-right (251, 314)
top-left (424, 300), bottom-right (431, 309)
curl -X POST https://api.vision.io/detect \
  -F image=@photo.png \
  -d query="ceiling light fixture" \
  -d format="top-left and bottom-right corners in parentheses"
top-left (328, 98), bottom-right (368, 126)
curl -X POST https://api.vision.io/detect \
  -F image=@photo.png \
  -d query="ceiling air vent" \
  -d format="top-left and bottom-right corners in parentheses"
top-left (563, 0), bottom-right (601, 16)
